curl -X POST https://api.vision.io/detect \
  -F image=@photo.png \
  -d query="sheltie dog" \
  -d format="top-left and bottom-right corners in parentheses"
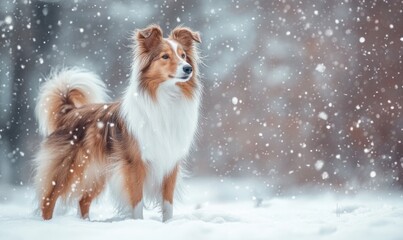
top-left (34, 25), bottom-right (202, 221)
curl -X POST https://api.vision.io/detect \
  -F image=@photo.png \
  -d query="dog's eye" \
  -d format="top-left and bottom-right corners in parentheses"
top-left (181, 53), bottom-right (186, 59)
top-left (161, 54), bottom-right (169, 59)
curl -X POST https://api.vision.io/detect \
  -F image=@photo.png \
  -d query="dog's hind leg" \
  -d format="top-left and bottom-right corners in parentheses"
top-left (79, 178), bottom-right (105, 219)
top-left (37, 150), bottom-right (81, 220)
top-left (40, 171), bottom-right (72, 220)
top-left (41, 184), bottom-right (62, 220)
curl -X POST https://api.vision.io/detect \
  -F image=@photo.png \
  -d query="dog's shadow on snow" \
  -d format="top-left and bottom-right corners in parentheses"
top-left (90, 201), bottom-right (270, 224)
top-left (90, 211), bottom-right (242, 224)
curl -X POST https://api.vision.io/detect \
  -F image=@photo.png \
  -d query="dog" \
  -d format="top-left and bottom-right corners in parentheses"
top-left (34, 24), bottom-right (202, 221)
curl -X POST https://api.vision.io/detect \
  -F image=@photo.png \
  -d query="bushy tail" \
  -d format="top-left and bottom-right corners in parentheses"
top-left (36, 68), bottom-right (109, 136)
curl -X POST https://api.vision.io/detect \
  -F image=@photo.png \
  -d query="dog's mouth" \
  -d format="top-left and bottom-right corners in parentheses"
top-left (169, 75), bottom-right (191, 80)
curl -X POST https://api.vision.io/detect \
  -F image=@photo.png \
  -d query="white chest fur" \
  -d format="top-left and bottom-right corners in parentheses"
top-left (121, 79), bottom-right (200, 184)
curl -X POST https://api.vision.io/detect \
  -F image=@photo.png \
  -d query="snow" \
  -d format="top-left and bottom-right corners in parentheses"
top-left (318, 111), bottom-right (328, 120)
top-left (96, 121), bottom-right (105, 129)
top-left (314, 160), bottom-right (324, 171)
top-left (1, 179), bottom-right (403, 240)
top-left (1, 1), bottom-right (403, 238)
top-left (232, 97), bottom-right (238, 105)
top-left (4, 16), bottom-right (12, 25)
top-left (315, 64), bottom-right (326, 73)
top-left (370, 171), bottom-right (376, 178)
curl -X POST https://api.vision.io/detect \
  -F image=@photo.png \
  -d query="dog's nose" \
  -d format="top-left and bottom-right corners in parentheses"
top-left (183, 65), bottom-right (192, 74)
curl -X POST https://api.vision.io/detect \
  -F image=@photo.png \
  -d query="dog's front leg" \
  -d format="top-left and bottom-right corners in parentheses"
top-left (162, 165), bottom-right (179, 222)
top-left (133, 199), bottom-right (144, 219)
top-left (123, 159), bottom-right (146, 219)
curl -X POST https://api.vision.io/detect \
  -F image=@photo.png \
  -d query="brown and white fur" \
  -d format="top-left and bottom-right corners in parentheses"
top-left (34, 25), bottom-right (202, 221)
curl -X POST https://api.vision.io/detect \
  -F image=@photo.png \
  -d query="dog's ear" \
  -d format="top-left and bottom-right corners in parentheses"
top-left (136, 25), bottom-right (163, 51)
top-left (170, 27), bottom-right (201, 50)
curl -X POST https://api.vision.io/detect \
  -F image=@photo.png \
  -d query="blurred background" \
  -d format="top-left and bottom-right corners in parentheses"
top-left (0, 0), bottom-right (402, 194)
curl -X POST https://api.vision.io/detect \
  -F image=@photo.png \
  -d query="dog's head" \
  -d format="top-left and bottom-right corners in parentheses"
top-left (133, 24), bottom-right (201, 100)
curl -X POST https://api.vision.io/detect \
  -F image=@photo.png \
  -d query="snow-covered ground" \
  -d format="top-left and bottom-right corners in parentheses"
top-left (1, 178), bottom-right (403, 240)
